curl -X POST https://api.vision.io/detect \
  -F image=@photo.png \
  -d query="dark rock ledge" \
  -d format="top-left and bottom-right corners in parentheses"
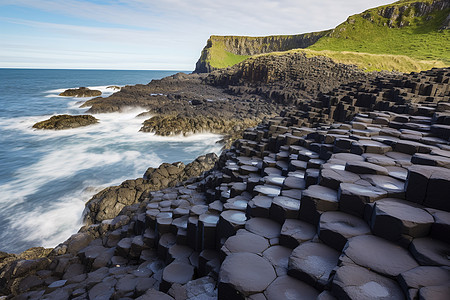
top-left (59, 87), bottom-right (102, 97)
top-left (0, 64), bottom-right (449, 299)
top-left (32, 115), bottom-right (98, 130)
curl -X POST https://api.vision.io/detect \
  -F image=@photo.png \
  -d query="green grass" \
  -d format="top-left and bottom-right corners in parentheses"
top-left (308, 2), bottom-right (450, 64)
top-left (201, 0), bottom-right (450, 72)
top-left (207, 44), bottom-right (250, 69)
top-left (261, 48), bottom-right (447, 72)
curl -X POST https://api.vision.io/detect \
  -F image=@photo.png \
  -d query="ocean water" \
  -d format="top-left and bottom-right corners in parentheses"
top-left (0, 69), bottom-right (223, 253)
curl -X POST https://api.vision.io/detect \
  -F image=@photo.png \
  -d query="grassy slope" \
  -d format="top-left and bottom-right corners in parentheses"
top-left (261, 48), bottom-right (446, 72)
top-left (308, 1), bottom-right (450, 64)
top-left (207, 38), bottom-right (251, 69)
top-left (203, 0), bottom-right (449, 72)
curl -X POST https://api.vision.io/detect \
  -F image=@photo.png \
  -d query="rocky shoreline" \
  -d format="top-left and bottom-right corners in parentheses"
top-left (1, 57), bottom-right (449, 299)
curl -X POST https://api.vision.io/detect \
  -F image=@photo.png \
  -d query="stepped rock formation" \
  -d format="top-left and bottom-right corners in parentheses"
top-left (1, 65), bottom-right (449, 299)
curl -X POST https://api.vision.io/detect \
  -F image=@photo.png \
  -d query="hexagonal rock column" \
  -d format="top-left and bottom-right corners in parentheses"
top-left (369, 199), bottom-right (434, 246)
top-left (338, 183), bottom-right (387, 217)
top-left (409, 237), bottom-right (450, 267)
top-left (299, 185), bottom-right (339, 225)
top-left (288, 241), bottom-right (340, 289)
top-left (247, 195), bottom-right (273, 218)
top-left (319, 168), bottom-right (360, 190)
top-left (345, 161), bottom-right (389, 175)
top-left (360, 175), bottom-right (405, 198)
top-left (397, 266), bottom-right (450, 299)
top-left (342, 235), bottom-right (419, 277)
top-left (221, 231), bottom-right (269, 260)
top-left (426, 208), bottom-right (450, 243)
top-left (245, 217), bottom-right (281, 241)
top-left (269, 196), bottom-right (301, 224)
top-left (262, 245), bottom-right (292, 276)
top-left (405, 165), bottom-right (450, 211)
top-left (198, 213), bottom-right (220, 251)
top-left (318, 211), bottom-right (371, 251)
top-left (332, 265), bottom-right (405, 299)
top-left (279, 219), bottom-right (316, 249)
top-left (217, 210), bottom-right (247, 242)
top-left (264, 275), bottom-right (319, 300)
top-left (218, 253), bottom-right (276, 300)
top-left (160, 261), bottom-right (195, 293)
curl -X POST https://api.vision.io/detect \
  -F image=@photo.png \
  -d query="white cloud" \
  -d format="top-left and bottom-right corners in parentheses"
top-left (0, 0), bottom-right (395, 69)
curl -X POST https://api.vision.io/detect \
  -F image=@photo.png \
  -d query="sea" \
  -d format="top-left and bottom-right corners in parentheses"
top-left (0, 69), bottom-right (223, 254)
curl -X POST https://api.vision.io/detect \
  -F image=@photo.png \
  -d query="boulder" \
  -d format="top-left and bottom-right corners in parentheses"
top-left (59, 87), bottom-right (102, 97)
top-left (32, 115), bottom-right (98, 130)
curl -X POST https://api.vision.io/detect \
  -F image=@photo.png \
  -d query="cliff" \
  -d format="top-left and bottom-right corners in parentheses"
top-left (195, 0), bottom-right (450, 73)
top-left (194, 31), bottom-right (329, 73)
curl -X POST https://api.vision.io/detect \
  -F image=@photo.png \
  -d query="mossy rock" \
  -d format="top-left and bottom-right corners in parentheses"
top-left (33, 115), bottom-right (98, 130)
top-left (59, 87), bottom-right (102, 97)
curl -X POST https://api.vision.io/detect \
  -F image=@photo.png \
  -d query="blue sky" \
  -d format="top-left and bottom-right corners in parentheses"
top-left (0, 0), bottom-right (394, 70)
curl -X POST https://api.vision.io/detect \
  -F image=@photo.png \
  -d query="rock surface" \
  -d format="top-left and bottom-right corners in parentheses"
top-left (32, 114), bottom-right (98, 130)
top-left (1, 46), bottom-right (450, 300)
top-left (59, 87), bottom-right (102, 97)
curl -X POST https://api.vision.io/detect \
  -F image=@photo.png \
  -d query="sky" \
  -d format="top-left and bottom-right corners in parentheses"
top-left (0, 0), bottom-right (395, 71)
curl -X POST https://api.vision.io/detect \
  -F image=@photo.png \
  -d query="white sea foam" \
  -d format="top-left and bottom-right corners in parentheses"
top-left (0, 105), bottom-right (223, 251)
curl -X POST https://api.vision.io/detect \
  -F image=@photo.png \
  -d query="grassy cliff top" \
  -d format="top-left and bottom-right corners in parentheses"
top-left (195, 0), bottom-right (449, 73)
top-left (308, 0), bottom-right (450, 64)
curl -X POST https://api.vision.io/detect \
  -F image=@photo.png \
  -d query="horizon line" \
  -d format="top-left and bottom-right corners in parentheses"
top-left (0, 67), bottom-right (191, 72)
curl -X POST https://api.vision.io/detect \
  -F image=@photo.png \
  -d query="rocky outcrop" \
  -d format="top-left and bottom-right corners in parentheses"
top-left (377, 0), bottom-right (450, 27)
top-left (83, 153), bottom-right (218, 225)
top-left (194, 31), bottom-right (329, 73)
top-left (32, 115), bottom-right (98, 130)
top-left (2, 67), bottom-right (449, 297)
top-left (59, 87), bottom-right (102, 97)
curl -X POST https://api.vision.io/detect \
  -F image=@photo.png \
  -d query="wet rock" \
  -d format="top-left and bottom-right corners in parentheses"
top-left (343, 235), bottom-right (419, 277)
top-left (59, 87), bottom-right (102, 97)
top-left (136, 288), bottom-right (175, 300)
top-left (269, 196), bottom-right (300, 224)
top-left (279, 219), bottom-right (316, 249)
top-left (319, 211), bottom-right (371, 251)
top-left (397, 266), bottom-right (450, 295)
top-left (245, 217), bottom-right (281, 239)
top-left (339, 183), bottom-right (387, 217)
top-left (160, 261), bottom-right (195, 293)
top-left (426, 208), bottom-right (450, 243)
top-left (370, 198), bottom-right (434, 244)
top-left (246, 195), bottom-right (272, 218)
top-left (345, 161), bottom-right (389, 175)
top-left (264, 275), bottom-right (319, 300)
top-left (319, 168), bottom-right (360, 190)
top-left (262, 245), bottom-right (292, 276)
top-left (219, 252), bottom-right (276, 299)
top-left (198, 213), bottom-right (220, 250)
top-left (332, 264), bottom-right (405, 299)
top-left (217, 210), bottom-right (247, 240)
top-left (185, 276), bottom-right (217, 300)
top-left (300, 185), bottom-right (339, 225)
top-left (33, 114), bottom-right (98, 130)
top-left (288, 241), bottom-right (340, 289)
top-left (221, 231), bottom-right (269, 257)
top-left (418, 285), bottom-right (450, 300)
top-left (409, 237), bottom-right (450, 267)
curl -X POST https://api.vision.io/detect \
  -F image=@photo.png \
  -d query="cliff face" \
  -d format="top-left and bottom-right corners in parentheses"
top-left (195, 0), bottom-right (450, 73)
top-left (376, 0), bottom-right (450, 28)
top-left (194, 31), bottom-right (329, 73)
